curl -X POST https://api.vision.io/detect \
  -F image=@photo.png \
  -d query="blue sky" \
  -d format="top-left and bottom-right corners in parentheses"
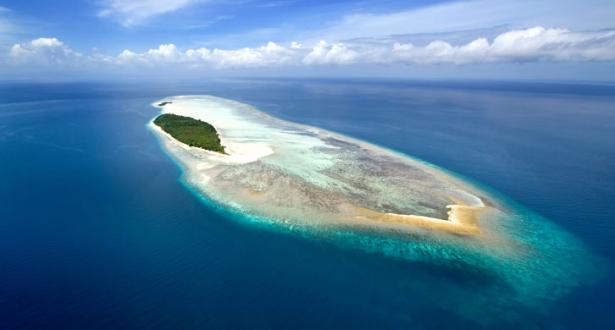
top-left (1, 0), bottom-right (615, 81)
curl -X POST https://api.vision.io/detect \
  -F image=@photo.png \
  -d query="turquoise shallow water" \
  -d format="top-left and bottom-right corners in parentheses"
top-left (1, 80), bottom-right (614, 329)
top-left (154, 94), bottom-right (602, 325)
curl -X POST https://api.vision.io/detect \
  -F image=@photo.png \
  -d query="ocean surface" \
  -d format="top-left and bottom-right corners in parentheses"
top-left (1, 79), bottom-right (614, 329)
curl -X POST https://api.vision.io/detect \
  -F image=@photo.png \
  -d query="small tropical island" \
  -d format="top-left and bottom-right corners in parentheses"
top-left (148, 96), bottom-right (598, 321)
top-left (153, 113), bottom-right (226, 153)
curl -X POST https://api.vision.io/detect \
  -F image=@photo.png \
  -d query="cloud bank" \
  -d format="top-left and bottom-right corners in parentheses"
top-left (6, 27), bottom-right (615, 71)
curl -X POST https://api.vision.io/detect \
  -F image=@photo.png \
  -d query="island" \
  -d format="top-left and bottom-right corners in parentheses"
top-left (157, 101), bottom-right (173, 106)
top-left (153, 113), bottom-right (226, 153)
top-left (148, 96), bottom-right (596, 313)
top-left (150, 96), bottom-right (488, 235)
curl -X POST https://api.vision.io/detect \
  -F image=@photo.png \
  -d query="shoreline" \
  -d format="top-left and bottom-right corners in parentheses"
top-left (154, 96), bottom-right (496, 205)
top-left (144, 94), bottom-right (600, 319)
top-left (149, 119), bottom-right (275, 165)
top-left (150, 96), bottom-right (491, 236)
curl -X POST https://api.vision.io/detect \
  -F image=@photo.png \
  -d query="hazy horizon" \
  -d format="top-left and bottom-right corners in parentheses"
top-left (1, 0), bottom-right (615, 81)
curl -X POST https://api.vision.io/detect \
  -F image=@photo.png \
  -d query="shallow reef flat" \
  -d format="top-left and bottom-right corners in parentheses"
top-left (150, 96), bottom-right (487, 235)
top-left (149, 95), bottom-right (600, 322)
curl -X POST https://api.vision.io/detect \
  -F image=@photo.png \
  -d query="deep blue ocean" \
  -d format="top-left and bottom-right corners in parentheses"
top-left (1, 79), bottom-right (614, 329)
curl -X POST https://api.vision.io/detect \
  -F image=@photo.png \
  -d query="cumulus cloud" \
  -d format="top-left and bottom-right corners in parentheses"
top-left (390, 27), bottom-right (615, 64)
top-left (6, 27), bottom-right (615, 71)
top-left (98, 0), bottom-right (204, 26)
top-left (116, 41), bottom-right (298, 68)
top-left (303, 41), bottom-right (358, 65)
top-left (114, 27), bottom-right (615, 67)
top-left (196, 42), bottom-right (297, 67)
top-left (9, 37), bottom-right (83, 65)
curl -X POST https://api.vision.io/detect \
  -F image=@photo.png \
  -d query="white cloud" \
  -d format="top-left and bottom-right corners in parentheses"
top-left (111, 27), bottom-right (615, 67)
top-left (117, 49), bottom-right (140, 63)
top-left (6, 27), bottom-right (615, 71)
top-left (117, 44), bottom-right (184, 64)
top-left (117, 41), bottom-right (298, 68)
top-left (303, 41), bottom-right (358, 65)
top-left (9, 37), bottom-right (83, 65)
top-left (145, 43), bottom-right (183, 60)
top-left (98, 0), bottom-right (205, 27)
top-left (30, 37), bottom-right (63, 48)
top-left (204, 41), bottom-right (297, 67)
top-left (390, 27), bottom-right (615, 64)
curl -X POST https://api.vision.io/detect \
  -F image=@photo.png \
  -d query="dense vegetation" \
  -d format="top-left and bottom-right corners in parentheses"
top-left (154, 113), bottom-right (226, 153)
